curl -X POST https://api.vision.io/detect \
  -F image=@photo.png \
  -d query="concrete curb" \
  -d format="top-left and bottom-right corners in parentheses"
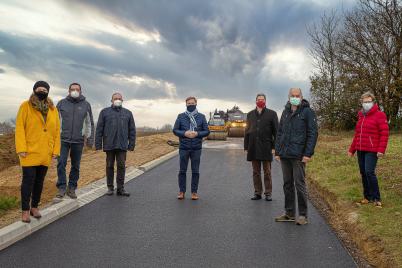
top-left (138, 149), bottom-right (178, 172)
top-left (0, 150), bottom-right (178, 251)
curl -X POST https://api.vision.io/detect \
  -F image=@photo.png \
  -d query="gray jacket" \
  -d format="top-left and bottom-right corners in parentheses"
top-left (57, 95), bottom-right (94, 145)
top-left (95, 106), bottom-right (136, 151)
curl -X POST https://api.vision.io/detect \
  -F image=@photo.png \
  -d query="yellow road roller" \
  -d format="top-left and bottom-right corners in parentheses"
top-left (207, 112), bottom-right (228, 140)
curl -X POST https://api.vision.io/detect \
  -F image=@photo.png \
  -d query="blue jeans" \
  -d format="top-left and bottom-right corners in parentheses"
top-left (178, 149), bottom-right (202, 193)
top-left (57, 141), bottom-right (84, 190)
top-left (357, 151), bottom-right (381, 201)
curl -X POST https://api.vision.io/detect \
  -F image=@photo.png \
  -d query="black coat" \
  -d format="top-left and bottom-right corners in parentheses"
top-left (95, 106), bottom-right (136, 151)
top-left (275, 100), bottom-right (318, 159)
top-left (244, 108), bottom-right (279, 161)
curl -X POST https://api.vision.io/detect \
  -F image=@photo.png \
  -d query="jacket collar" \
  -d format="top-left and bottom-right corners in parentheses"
top-left (67, 94), bottom-right (85, 103)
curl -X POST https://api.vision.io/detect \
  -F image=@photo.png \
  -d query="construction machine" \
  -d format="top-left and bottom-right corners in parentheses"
top-left (226, 105), bottom-right (247, 137)
top-left (207, 110), bottom-right (228, 140)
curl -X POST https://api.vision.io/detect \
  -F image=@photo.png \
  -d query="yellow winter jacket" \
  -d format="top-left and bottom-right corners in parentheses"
top-left (15, 99), bottom-right (61, 167)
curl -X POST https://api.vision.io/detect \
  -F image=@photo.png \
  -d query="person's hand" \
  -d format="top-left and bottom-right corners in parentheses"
top-left (348, 152), bottom-right (355, 157)
top-left (18, 152), bottom-right (27, 158)
top-left (377, 152), bottom-right (384, 158)
top-left (275, 156), bottom-right (280, 162)
top-left (272, 149), bottom-right (275, 155)
top-left (302, 156), bottom-right (311, 163)
top-left (52, 154), bottom-right (58, 160)
top-left (191, 131), bottom-right (198, 138)
top-left (184, 131), bottom-right (192, 138)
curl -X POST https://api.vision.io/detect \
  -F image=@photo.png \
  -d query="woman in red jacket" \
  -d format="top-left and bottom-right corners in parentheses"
top-left (348, 92), bottom-right (389, 208)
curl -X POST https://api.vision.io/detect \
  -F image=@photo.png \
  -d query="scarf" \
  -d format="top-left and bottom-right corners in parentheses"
top-left (185, 109), bottom-right (198, 131)
top-left (29, 94), bottom-right (53, 117)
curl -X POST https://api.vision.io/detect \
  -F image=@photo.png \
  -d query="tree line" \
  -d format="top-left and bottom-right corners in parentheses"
top-left (308, 0), bottom-right (402, 130)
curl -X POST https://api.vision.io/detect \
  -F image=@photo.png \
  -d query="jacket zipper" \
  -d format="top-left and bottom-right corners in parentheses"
top-left (359, 116), bottom-right (365, 151)
top-left (70, 102), bottom-right (76, 140)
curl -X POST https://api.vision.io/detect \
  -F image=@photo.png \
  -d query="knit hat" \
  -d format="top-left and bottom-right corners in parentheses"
top-left (33, 81), bottom-right (50, 91)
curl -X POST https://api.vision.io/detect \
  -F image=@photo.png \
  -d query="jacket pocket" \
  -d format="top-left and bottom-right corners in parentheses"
top-left (369, 136), bottom-right (374, 147)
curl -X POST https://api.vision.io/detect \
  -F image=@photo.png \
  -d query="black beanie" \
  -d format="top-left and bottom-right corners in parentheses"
top-left (33, 81), bottom-right (50, 91)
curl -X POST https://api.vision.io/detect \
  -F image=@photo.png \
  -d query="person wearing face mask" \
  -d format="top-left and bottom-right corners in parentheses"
top-left (15, 81), bottom-right (61, 223)
top-left (348, 92), bottom-right (389, 208)
top-left (55, 83), bottom-right (94, 199)
top-left (95, 92), bottom-right (136, 196)
top-left (274, 88), bottom-right (318, 225)
top-left (173, 96), bottom-right (210, 200)
top-left (244, 93), bottom-right (278, 201)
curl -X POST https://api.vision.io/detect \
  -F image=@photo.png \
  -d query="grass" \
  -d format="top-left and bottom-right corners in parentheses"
top-left (0, 196), bottom-right (18, 215)
top-left (307, 132), bottom-right (402, 267)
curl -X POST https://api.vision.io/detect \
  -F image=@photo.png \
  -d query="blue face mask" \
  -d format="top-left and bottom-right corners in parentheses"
top-left (289, 97), bottom-right (301, 106)
top-left (187, 105), bottom-right (197, 112)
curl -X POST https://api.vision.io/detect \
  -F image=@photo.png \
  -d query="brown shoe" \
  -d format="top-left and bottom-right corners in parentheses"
top-left (177, 192), bottom-right (185, 200)
top-left (22, 210), bottom-right (31, 223)
top-left (30, 208), bottom-right (42, 219)
top-left (359, 198), bottom-right (370, 205)
top-left (191, 193), bottom-right (199, 200)
top-left (275, 214), bottom-right (295, 222)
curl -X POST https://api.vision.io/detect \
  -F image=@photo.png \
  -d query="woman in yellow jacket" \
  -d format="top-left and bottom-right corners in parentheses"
top-left (15, 81), bottom-right (61, 223)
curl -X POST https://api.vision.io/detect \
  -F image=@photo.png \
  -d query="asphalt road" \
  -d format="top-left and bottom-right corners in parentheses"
top-left (0, 139), bottom-right (356, 268)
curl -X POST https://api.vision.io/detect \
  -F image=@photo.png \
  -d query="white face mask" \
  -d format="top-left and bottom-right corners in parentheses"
top-left (362, 102), bottom-right (374, 111)
top-left (70, 90), bottom-right (80, 98)
top-left (113, 100), bottom-right (122, 107)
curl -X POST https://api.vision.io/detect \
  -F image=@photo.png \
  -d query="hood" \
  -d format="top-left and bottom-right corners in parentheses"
top-left (285, 99), bottom-right (310, 111)
top-left (67, 94), bottom-right (86, 103)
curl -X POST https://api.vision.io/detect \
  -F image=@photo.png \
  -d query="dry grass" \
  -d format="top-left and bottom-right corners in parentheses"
top-left (0, 133), bottom-right (178, 228)
top-left (307, 132), bottom-right (402, 267)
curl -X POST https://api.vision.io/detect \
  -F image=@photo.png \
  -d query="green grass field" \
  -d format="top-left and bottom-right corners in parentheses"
top-left (307, 132), bottom-right (402, 266)
top-left (0, 196), bottom-right (18, 215)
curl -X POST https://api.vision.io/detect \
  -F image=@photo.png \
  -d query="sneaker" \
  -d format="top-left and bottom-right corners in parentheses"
top-left (191, 193), bottom-right (199, 200)
top-left (296, 216), bottom-right (308, 225)
top-left (56, 188), bottom-right (66, 198)
top-left (251, 194), bottom-right (262, 200)
top-left (265, 194), bottom-right (272, 201)
top-left (66, 188), bottom-right (77, 199)
top-left (374, 201), bottom-right (382, 208)
top-left (177, 192), bottom-right (185, 200)
top-left (116, 189), bottom-right (130, 197)
top-left (275, 214), bottom-right (295, 222)
top-left (106, 187), bottom-right (114, 196)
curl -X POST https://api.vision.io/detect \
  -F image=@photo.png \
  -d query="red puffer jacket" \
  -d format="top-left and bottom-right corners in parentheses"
top-left (349, 104), bottom-right (389, 154)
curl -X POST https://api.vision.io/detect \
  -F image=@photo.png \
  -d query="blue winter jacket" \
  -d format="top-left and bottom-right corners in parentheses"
top-left (173, 112), bottom-right (210, 150)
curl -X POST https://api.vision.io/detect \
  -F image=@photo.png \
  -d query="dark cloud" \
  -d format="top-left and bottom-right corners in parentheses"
top-left (0, 0), bottom-right (355, 117)
top-left (0, 68), bottom-right (5, 73)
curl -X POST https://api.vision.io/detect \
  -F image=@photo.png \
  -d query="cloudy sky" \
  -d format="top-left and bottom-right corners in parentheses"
top-left (0, 0), bottom-right (354, 127)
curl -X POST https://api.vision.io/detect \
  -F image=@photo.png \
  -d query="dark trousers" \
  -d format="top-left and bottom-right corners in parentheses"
top-left (357, 151), bottom-right (381, 201)
top-left (57, 141), bottom-right (84, 190)
top-left (106, 150), bottom-right (127, 190)
top-left (280, 158), bottom-right (308, 217)
top-left (178, 149), bottom-right (202, 193)
top-left (251, 160), bottom-right (272, 195)
top-left (21, 166), bottom-right (48, 211)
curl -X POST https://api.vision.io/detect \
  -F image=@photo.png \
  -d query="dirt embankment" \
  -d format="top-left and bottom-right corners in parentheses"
top-left (0, 133), bottom-right (178, 228)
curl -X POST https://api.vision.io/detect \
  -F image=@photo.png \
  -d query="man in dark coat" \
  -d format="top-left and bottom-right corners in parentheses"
top-left (274, 88), bottom-right (318, 225)
top-left (244, 93), bottom-right (279, 201)
top-left (173, 96), bottom-right (210, 200)
top-left (95, 92), bottom-right (136, 196)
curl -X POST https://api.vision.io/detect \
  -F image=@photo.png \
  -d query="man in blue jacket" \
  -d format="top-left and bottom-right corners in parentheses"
top-left (173, 96), bottom-right (210, 200)
top-left (95, 92), bottom-right (136, 197)
top-left (56, 83), bottom-right (94, 199)
top-left (274, 88), bottom-right (318, 225)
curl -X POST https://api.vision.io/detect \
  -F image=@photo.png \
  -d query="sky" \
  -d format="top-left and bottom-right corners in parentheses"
top-left (0, 0), bottom-right (355, 127)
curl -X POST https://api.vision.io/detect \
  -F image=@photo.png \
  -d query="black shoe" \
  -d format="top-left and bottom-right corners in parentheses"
top-left (106, 188), bottom-right (114, 196)
top-left (265, 195), bottom-right (272, 201)
top-left (251, 194), bottom-right (262, 200)
top-left (117, 189), bottom-right (130, 197)
top-left (66, 188), bottom-right (77, 199)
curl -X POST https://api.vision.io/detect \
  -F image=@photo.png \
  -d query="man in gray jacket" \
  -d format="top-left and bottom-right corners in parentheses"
top-left (56, 83), bottom-right (94, 199)
top-left (95, 92), bottom-right (136, 196)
